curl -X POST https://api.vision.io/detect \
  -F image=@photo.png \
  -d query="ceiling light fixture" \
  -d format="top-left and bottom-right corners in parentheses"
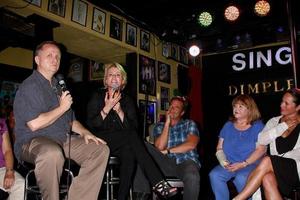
top-left (224, 5), bottom-right (240, 22)
top-left (189, 45), bottom-right (200, 57)
top-left (198, 12), bottom-right (213, 27)
top-left (254, 0), bottom-right (270, 17)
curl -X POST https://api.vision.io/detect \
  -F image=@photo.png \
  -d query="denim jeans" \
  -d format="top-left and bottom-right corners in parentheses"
top-left (209, 165), bottom-right (255, 200)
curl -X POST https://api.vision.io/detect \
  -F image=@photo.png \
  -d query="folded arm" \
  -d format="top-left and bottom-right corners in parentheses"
top-left (258, 117), bottom-right (288, 145)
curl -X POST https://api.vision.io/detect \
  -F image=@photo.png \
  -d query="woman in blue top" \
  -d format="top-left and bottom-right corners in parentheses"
top-left (209, 94), bottom-right (266, 200)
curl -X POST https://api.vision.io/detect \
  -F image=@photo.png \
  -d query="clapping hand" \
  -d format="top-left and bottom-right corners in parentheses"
top-left (104, 91), bottom-right (122, 112)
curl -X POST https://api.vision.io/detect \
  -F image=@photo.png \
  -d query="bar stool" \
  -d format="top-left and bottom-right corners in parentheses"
top-left (21, 161), bottom-right (74, 200)
top-left (104, 156), bottom-right (133, 200)
top-left (292, 186), bottom-right (300, 200)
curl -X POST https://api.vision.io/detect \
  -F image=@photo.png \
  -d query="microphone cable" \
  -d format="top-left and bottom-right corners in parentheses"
top-left (56, 74), bottom-right (72, 200)
top-left (65, 104), bottom-right (73, 200)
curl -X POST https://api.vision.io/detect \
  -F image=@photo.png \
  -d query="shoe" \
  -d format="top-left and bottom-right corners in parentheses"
top-left (153, 180), bottom-right (177, 199)
top-left (133, 192), bottom-right (151, 200)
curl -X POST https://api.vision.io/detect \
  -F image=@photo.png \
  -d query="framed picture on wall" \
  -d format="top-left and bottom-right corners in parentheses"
top-left (67, 57), bottom-right (83, 83)
top-left (179, 47), bottom-right (188, 64)
top-left (158, 61), bottom-right (171, 84)
top-left (126, 23), bottom-right (137, 47)
top-left (24, 0), bottom-right (41, 7)
top-left (0, 80), bottom-right (20, 108)
top-left (89, 60), bottom-right (105, 81)
top-left (140, 30), bottom-right (150, 52)
top-left (170, 44), bottom-right (179, 60)
top-left (138, 100), bottom-right (157, 125)
top-left (92, 7), bottom-right (106, 34)
top-left (48, 0), bottom-right (66, 17)
top-left (160, 87), bottom-right (170, 111)
top-left (110, 16), bottom-right (122, 41)
top-left (71, 0), bottom-right (88, 26)
top-left (162, 42), bottom-right (170, 58)
top-left (139, 55), bottom-right (156, 96)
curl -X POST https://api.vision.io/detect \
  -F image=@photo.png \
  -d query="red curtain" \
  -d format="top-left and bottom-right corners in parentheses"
top-left (188, 65), bottom-right (203, 127)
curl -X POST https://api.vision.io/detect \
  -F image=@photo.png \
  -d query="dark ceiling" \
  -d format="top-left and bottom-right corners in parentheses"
top-left (89, 0), bottom-right (299, 52)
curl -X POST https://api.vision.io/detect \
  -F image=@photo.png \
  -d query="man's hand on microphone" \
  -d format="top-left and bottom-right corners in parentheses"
top-left (59, 91), bottom-right (73, 112)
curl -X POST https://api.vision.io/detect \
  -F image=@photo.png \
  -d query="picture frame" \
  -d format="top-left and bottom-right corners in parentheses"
top-left (160, 87), bottom-right (170, 111)
top-left (71, 0), bottom-right (88, 26)
top-left (89, 60), bottom-right (105, 81)
top-left (158, 61), bottom-right (171, 84)
top-left (110, 16), bottom-right (122, 41)
top-left (162, 42), bottom-right (170, 58)
top-left (138, 100), bottom-right (157, 126)
top-left (140, 30), bottom-right (150, 52)
top-left (48, 0), bottom-right (65, 17)
top-left (139, 55), bottom-right (156, 96)
top-left (24, 0), bottom-right (41, 7)
top-left (92, 7), bottom-right (106, 34)
top-left (179, 47), bottom-right (188, 64)
top-left (67, 57), bottom-right (84, 83)
top-left (0, 80), bottom-right (20, 108)
top-left (170, 44), bottom-right (179, 60)
top-left (126, 23), bottom-right (137, 47)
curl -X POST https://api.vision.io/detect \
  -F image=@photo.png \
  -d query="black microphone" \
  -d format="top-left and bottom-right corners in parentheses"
top-left (111, 83), bottom-right (119, 92)
top-left (56, 74), bottom-right (67, 92)
top-left (111, 83), bottom-right (120, 98)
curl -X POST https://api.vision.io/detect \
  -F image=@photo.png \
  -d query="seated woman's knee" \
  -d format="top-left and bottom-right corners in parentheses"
top-left (262, 172), bottom-right (276, 188)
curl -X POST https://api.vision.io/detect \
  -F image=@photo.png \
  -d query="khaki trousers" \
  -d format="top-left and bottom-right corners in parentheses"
top-left (21, 136), bottom-right (109, 200)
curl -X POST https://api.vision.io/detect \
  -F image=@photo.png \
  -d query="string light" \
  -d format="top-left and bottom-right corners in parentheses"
top-left (254, 0), bottom-right (270, 17)
top-left (224, 5), bottom-right (240, 22)
top-left (189, 45), bottom-right (200, 57)
top-left (198, 12), bottom-right (213, 27)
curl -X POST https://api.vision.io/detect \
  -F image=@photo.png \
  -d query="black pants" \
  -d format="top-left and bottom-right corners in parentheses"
top-left (95, 130), bottom-right (163, 200)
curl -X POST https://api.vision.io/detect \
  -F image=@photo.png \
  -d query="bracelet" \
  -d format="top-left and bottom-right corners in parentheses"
top-left (102, 109), bottom-right (108, 116)
top-left (167, 149), bottom-right (171, 154)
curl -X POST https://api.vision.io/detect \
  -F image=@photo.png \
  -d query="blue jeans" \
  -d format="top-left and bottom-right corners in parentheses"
top-left (209, 165), bottom-right (256, 200)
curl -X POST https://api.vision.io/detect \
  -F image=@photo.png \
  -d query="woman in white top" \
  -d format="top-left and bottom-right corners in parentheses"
top-left (234, 88), bottom-right (300, 200)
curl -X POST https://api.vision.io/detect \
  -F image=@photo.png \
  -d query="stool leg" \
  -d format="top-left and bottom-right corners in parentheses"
top-left (110, 168), bottom-right (114, 200)
top-left (106, 170), bottom-right (110, 200)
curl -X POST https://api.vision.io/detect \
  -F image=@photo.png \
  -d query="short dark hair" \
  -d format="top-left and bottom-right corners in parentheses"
top-left (170, 96), bottom-right (189, 112)
top-left (35, 41), bottom-right (60, 56)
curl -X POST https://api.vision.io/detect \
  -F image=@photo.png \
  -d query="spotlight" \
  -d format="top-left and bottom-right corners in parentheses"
top-left (189, 45), bottom-right (200, 57)
top-left (254, 0), bottom-right (270, 17)
top-left (224, 5), bottom-right (240, 22)
top-left (198, 12), bottom-right (213, 27)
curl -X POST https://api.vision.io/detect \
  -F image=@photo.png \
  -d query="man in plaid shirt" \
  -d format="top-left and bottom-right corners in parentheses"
top-left (133, 96), bottom-right (201, 200)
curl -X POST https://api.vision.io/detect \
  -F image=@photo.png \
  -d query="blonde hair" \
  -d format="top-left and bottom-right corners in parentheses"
top-left (230, 94), bottom-right (261, 124)
top-left (103, 62), bottom-right (127, 90)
